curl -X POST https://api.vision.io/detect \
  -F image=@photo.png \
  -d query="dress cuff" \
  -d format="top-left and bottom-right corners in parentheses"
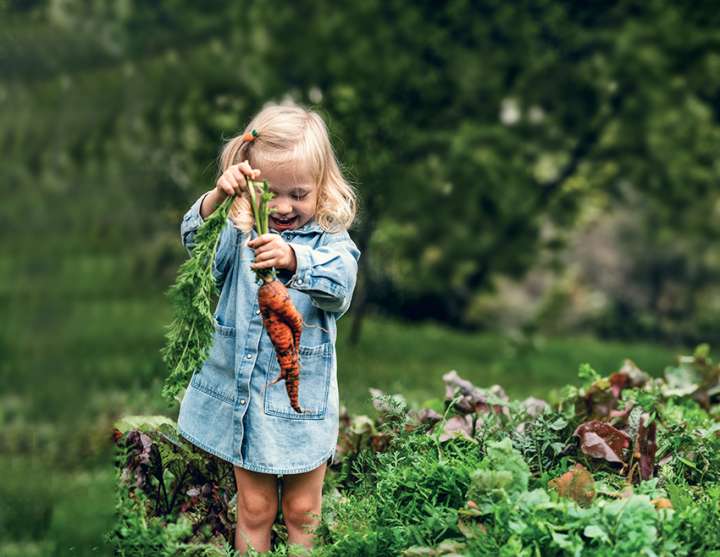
top-left (182, 192), bottom-right (209, 231)
top-left (286, 243), bottom-right (312, 288)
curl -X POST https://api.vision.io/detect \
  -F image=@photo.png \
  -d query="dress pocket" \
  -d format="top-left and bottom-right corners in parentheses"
top-left (190, 319), bottom-right (237, 403)
top-left (263, 342), bottom-right (333, 420)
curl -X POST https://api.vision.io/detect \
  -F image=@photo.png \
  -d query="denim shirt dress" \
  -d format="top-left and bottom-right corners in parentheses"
top-left (176, 192), bottom-right (361, 475)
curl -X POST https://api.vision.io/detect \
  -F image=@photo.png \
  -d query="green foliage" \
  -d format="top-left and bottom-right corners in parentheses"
top-left (6, 1), bottom-right (720, 553)
top-left (7, 1), bottom-right (719, 335)
top-left (159, 194), bottom-right (235, 404)
top-left (469, 439), bottom-right (531, 499)
top-left (110, 345), bottom-right (720, 555)
top-left (106, 424), bottom-right (239, 555)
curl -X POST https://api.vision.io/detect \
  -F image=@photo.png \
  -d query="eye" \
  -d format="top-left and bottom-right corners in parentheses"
top-left (293, 193), bottom-right (307, 200)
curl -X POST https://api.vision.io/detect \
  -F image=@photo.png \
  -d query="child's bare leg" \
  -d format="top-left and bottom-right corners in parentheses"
top-left (233, 466), bottom-right (279, 554)
top-left (281, 463), bottom-right (326, 553)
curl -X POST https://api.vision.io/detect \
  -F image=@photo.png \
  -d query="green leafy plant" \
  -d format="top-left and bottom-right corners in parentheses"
top-left (160, 179), bottom-right (277, 405)
top-left (113, 345), bottom-right (720, 555)
top-left (159, 193), bottom-right (236, 404)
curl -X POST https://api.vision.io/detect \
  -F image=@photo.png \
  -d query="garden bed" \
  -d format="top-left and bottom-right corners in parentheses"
top-left (107, 345), bottom-right (720, 555)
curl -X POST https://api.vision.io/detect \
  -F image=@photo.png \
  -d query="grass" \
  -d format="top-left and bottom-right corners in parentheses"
top-left (336, 313), bottom-right (684, 415)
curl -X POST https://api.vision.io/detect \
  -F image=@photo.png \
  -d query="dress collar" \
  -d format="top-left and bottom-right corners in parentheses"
top-left (293, 219), bottom-right (323, 234)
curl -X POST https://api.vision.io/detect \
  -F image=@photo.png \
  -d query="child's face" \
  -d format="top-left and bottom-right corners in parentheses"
top-left (259, 162), bottom-right (318, 232)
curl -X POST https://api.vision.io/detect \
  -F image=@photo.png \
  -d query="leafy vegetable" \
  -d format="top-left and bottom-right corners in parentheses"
top-left (110, 345), bottom-right (720, 555)
top-left (159, 194), bottom-right (236, 405)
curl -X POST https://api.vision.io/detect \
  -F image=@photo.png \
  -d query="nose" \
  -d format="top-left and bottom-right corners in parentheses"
top-left (272, 200), bottom-right (293, 216)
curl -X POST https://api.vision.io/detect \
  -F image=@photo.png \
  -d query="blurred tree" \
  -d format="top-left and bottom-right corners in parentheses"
top-left (250, 0), bottom-right (720, 342)
top-left (2, 0), bottom-right (719, 343)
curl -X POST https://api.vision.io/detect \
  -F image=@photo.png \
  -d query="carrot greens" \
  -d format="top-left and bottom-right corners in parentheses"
top-left (160, 193), bottom-right (235, 404)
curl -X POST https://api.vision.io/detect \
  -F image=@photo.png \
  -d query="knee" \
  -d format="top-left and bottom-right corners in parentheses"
top-left (237, 490), bottom-right (278, 528)
top-left (282, 493), bottom-right (322, 528)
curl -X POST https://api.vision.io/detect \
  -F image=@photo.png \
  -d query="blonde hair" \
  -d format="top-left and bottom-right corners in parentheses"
top-left (217, 102), bottom-right (358, 234)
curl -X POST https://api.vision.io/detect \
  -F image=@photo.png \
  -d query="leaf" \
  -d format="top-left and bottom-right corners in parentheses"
top-left (551, 442), bottom-right (566, 455)
top-left (617, 359), bottom-right (650, 387)
top-left (578, 363), bottom-right (601, 383)
top-left (549, 417), bottom-right (569, 431)
top-left (663, 363), bottom-right (701, 397)
top-left (574, 420), bottom-right (631, 464)
top-left (438, 415), bottom-right (479, 443)
top-left (677, 456), bottom-right (698, 470)
top-left (457, 517), bottom-right (487, 539)
top-left (548, 463), bottom-right (596, 507)
top-left (442, 370), bottom-right (509, 415)
top-left (583, 524), bottom-right (609, 542)
top-left (551, 531), bottom-right (581, 552)
top-left (521, 397), bottom-right (550, 417)
top-left (436, 539), bottom-right (468, 555)
top-left (608, 372), bottom-right (630, 398)
top-left (698, 422), bottom-right (720, 439)
top-left (402, 546), bottom-right (437, 556)
top-left (160, 194), bottom-right (236, 404)
top-left (470, 438), bottom-right (530, 496)
top-left (636, 414), bottom-right (657, 481)
top-left (369, 387), bottom-right (408, 416)
top-left (350, 415), bottom-right (376, 436)
top-left (470, 470), bottom-right (515, 493)
top-left (666, 483), bottom-right (692, 511)
top-left (414, 408), bottom-right (443, 426)
top-left (576, 376), bottom-right (617, 419)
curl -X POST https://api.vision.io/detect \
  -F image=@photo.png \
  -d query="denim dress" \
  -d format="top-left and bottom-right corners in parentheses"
top-left (176, 192), bottom-right (361, 475)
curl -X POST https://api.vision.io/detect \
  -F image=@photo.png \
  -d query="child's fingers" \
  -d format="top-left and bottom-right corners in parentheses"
top-left (249, 241), bottom-right (276, 256)
top-left (217, 176), bottom-right (235, 196)
top-left (251, 254), bottom-right (280, 269)
top-left (229, 166), bottom-right (247, 190)
top-left (253, 248), bottom-right (281, 263)
top-left (238, 160), bottom-right (259, 180)
top-left (246, 233), bottom-right (275, 249)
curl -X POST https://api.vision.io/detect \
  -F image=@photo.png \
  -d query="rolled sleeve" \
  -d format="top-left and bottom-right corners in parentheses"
top-left (285, 232), bottom-right (361, 318)
top-left (180, 192), bottom-right (239, 286)
top-left (180, 192), bottom-right (209, 254)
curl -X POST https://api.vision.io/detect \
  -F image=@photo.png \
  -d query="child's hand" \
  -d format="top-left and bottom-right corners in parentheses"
top-left (215, 160), bottom-right (261, 198)
top-left (247, 234), bottom-right (298, 273)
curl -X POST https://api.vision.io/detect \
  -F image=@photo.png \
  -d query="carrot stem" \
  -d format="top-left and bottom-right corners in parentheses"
top-left (247, 178), bottom-right (276, 282)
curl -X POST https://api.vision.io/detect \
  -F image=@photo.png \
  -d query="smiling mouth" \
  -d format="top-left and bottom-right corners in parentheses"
top-left (271, 216), bottom-right (297, 228)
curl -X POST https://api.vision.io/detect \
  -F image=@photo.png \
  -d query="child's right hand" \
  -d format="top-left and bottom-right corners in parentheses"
top-left (215, 160), bottom-right (262, 198)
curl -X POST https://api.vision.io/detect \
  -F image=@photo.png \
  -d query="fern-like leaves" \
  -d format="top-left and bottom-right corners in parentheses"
top-left (160, 195), bottom-right (235, 405)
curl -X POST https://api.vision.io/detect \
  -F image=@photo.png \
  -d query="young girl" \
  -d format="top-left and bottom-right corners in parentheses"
top-left (176, 103), bottom-right (360, 554)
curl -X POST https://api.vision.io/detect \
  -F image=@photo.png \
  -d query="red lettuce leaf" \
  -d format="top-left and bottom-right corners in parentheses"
top-left (574, 420), bottom-right (631, 464)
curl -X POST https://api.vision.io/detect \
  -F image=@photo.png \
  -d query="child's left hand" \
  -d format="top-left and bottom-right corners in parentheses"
top-left (247, 234), bottom-right (297, 273)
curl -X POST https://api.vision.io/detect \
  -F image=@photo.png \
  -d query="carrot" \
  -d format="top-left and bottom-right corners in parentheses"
top-left (248, 179), bottom-right (304, 413)
top-left (259, 280), bottom-right (303, 412)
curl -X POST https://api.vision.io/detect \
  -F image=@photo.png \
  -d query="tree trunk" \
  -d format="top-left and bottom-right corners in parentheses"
top-left (349, 213), bottom-right (377, 346)
top-left (349, 251), bottom-right (369, 345)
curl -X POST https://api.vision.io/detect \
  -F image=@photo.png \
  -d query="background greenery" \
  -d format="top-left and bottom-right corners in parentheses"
top-left (2, 0), bottom-right (718, 554)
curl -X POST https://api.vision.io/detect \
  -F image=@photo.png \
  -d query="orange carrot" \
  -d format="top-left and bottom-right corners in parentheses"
top-left (248, 178), bottom-right (305, 413)
top-left (258, 279), bottom-right (303, 413)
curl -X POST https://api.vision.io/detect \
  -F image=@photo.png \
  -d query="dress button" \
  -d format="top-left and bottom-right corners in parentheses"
top-left (297, 278), bottom-right (303, 285)
top-left (246, 354), bottom-right (252, 359)
top-left (240, 399), bottom-right (246, 405)
top-left (255, 309), bottom-right (260, 315)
